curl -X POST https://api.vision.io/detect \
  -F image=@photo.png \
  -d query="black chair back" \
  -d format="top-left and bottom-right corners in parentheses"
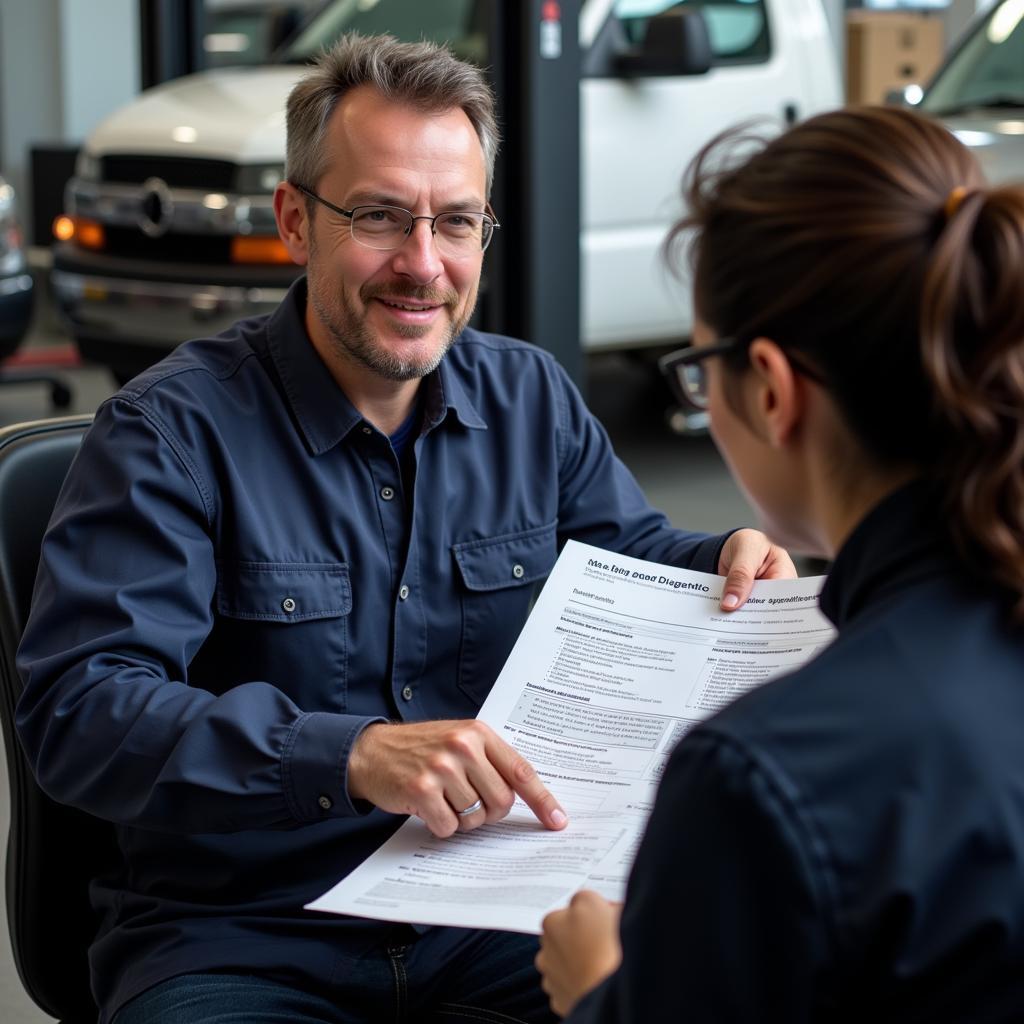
top-left (0, 416), bottom-right (116, 1023)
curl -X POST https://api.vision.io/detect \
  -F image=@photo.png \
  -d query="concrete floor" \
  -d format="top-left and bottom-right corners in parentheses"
top-left (0, 306), bottom-right (757, 1023)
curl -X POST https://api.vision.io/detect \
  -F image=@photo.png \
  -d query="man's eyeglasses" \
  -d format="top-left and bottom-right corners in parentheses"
top-left (292, 183), bottom-right (500, 259)
top-left (659, 337), bottom-right (827, 411)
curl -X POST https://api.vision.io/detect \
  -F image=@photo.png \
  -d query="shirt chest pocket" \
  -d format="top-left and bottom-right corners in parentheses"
top-left (452, 522), bottom-right (557, 708)
top-left (202, 561), bottom-right (352, 711)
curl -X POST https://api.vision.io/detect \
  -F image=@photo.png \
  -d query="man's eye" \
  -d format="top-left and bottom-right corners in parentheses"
top-left (439, 214), bottom-right (481, 236)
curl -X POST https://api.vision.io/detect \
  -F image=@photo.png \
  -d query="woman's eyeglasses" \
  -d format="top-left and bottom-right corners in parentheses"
top-left (658, 337), bottom-right (827, 411)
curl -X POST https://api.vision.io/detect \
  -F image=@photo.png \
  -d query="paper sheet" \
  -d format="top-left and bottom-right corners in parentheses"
top-left (307, 540), bottom-right (834, 932)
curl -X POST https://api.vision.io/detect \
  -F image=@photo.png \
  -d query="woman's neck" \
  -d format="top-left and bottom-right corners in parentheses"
top-left (818, 464), bottom-right (921, 559)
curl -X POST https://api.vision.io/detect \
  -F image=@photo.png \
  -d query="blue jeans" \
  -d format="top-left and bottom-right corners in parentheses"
top-left (112, 926), bottom-right (556, 1024)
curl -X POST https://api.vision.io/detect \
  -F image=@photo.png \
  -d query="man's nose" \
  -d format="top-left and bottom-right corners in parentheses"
top-left (390, 219), bottom-right (444, 283)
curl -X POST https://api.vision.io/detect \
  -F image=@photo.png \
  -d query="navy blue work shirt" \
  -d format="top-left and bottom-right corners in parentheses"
top-left (569, 482), bottom-right (1024, 1022)
top-left (16, 279), bottom-right (728, 1020)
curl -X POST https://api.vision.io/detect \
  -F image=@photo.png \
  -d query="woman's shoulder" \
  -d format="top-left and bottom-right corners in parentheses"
top-left (686, 579), bottom-right (1024, 915)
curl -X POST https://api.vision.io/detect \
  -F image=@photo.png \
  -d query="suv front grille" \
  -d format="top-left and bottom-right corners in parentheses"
top-left (102, 227), bottom-right (232, 264)
top-left (101, 155), bottom-right (237, 190)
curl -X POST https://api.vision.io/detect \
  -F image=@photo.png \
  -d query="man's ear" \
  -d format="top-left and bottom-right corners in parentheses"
top-left (746, 338), bottom-right (803, 448)
top-left (274, 181), bottom-right (311, 266)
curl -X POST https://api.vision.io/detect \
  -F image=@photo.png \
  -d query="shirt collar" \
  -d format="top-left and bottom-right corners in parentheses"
top-left (261, 277), bottom-right (486, 454)
top-left (818, 479), bottom-right (950, 629)
top-left (434, 353), bottom-right (488, 431)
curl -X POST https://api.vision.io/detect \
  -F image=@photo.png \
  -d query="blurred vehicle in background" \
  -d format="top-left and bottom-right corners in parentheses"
top-left (203, 1), bottom-right (324, 68)
top-left (0, 176), bottom-right (34, 355)
top-left (0, 177), bottom-right (73, 408)
top-left (50, 0), bottom-right (842, 383)
top-left (916, 0), bottom-right (1024, 185)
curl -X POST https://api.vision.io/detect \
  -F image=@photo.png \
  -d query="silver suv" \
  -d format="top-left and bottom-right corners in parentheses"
top-left (922, 0), bottom-right (1024, 186)
top-left (0, 177), bottom-right (33, 354)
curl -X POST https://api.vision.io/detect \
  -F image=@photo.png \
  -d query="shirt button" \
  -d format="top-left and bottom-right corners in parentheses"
top-left (398, 584), bottom-right (410, 600)
top-left (512, 564), bottom-right (525, 579)
top-left (380, 486), bottom-right (395, 501)
top-left (362, 426), bottom-right (372, 435)
top-left (317, 794), bottom-right (333, 811)
top-left (401, 685), bottom-right (414, 701)
top-left (282, 597), bottom-right (297, 613)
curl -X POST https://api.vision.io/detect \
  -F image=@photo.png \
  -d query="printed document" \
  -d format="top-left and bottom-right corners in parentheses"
top-left (307, 540), bottom-right (834, 933)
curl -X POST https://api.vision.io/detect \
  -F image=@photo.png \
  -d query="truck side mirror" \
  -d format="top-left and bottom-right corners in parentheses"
top-left (615, 10), bottom-right (713, 78)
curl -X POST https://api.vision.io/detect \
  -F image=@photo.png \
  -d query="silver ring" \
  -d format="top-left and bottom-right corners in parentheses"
top-left (456, 798), bottom-right (483, 817)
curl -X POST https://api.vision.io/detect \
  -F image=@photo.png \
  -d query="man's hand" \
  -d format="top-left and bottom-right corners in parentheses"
top-left (348, 719), bottom-right (568, 838)
top-left (718, 528), bottom-right (796, 611)
top-left (537, 891), bottom-right (623, 1018)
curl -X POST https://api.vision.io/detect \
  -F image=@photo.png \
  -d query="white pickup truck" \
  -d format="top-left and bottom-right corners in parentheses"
top-left (51, 0), bottom-right (841, 380)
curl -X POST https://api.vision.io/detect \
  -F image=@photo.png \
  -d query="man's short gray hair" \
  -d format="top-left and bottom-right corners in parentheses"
top-left (285, 33), bottom-right (500, 197)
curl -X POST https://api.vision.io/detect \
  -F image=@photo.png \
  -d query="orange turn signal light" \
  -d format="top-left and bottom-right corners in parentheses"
top-left (52, 215), bottom-right (75, 242)
top-left (52, 215), bottom-right (105, 251)
top-left (77, 220), bottom-right (105, 250)
top-left (231, 236), bottom-right (294, 265)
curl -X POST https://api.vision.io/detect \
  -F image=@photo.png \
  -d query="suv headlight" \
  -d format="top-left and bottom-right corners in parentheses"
top-left (234, 163), bottom-right (285, 194)
top-left (74, 149), bottom-right (101, 182)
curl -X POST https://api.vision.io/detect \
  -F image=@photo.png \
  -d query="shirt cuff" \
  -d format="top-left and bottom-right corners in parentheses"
top-left (692, 528), bottom-right (738, 575)
top-left (283, 711), bottom-right (386, 821)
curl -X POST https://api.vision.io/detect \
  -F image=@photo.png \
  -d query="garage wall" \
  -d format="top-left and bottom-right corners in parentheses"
top-left (0, 0), bottom-right (63, 210)
top-left (60, 0), bottom-right (140, 143)
top-left (0, 0), bottom-right (138, 220)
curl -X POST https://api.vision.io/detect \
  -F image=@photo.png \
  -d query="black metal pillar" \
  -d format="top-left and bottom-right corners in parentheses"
top-left (485, 0), bottom-right (582, 386)
top-left (139, 0), bottom-right (205, 89)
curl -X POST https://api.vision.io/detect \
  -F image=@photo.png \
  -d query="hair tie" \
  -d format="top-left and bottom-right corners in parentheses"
top-left (944, 186), bottom-right (970, 221)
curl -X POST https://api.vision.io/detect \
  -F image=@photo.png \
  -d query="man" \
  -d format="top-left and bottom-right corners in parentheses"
top-left (17, 33), bottom-right (793, 1024)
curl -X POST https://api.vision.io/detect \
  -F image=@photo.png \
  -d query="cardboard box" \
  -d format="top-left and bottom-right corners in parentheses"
top-left (846, 11), bottom-right (945, 105)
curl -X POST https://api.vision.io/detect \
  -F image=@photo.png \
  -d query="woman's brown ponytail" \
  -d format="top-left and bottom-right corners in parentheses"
top-left (673, 106), bottom-right (1024, 614)
top-left (921, 186), bottom-right (1024, 612)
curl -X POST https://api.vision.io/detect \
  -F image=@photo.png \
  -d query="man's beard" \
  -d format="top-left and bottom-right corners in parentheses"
top-left (307, 245), bottom-right (475, 382)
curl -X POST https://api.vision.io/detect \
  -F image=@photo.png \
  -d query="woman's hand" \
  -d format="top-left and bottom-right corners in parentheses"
top-left (718, 528), bottom-right (796, 610)
top-left (536, 891), bottom-right (623, 1018)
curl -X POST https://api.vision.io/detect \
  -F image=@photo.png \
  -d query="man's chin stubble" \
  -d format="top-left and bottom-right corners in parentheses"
top-left (329, 317), bottom-right (458, 381)
top-left (309, 277), bottom-right (476, 381)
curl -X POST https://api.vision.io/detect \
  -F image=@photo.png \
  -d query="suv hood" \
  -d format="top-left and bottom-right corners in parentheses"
top-left (85, 66), bottom-right (304, 164)
top-left (939, 110), bottom-right (1024, 186)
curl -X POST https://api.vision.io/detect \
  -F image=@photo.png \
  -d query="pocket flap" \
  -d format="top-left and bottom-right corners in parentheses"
top-left (216, 561), bottom-right (352, 622)
top-left (452, 522), bottom-right (557, 592)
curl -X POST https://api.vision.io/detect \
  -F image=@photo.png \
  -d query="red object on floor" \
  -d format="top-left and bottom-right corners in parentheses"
top-left (2, 344), bottom-right (81, 369)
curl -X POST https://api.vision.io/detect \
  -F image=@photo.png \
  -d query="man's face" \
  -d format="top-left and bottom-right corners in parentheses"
top-left (302, 86), bottom-right (487, 381)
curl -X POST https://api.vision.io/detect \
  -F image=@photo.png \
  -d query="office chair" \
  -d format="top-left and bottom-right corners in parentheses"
top-left (0, 415), bottom-right (115, 1023)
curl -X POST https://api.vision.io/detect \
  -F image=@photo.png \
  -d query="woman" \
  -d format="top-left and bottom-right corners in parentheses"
top-left (536, 106), bottom-right (1024, 1021)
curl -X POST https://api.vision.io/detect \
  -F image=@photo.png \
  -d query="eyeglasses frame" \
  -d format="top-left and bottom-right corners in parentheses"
top-left (659, 336), bottom-right (828, 411)
top-left (290, 182), bottom-right (501, 255)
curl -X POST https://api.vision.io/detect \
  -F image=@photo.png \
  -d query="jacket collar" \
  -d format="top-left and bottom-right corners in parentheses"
top-left (819, 480), bottom-right (951, 629)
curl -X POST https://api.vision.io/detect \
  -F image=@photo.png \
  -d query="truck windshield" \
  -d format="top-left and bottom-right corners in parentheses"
top-left (613, 0), bottom-right (769, 61)
top-left (922, 0), bottom-right (1024, 115)
top-left (277, 0), bottom-right (487, 65)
